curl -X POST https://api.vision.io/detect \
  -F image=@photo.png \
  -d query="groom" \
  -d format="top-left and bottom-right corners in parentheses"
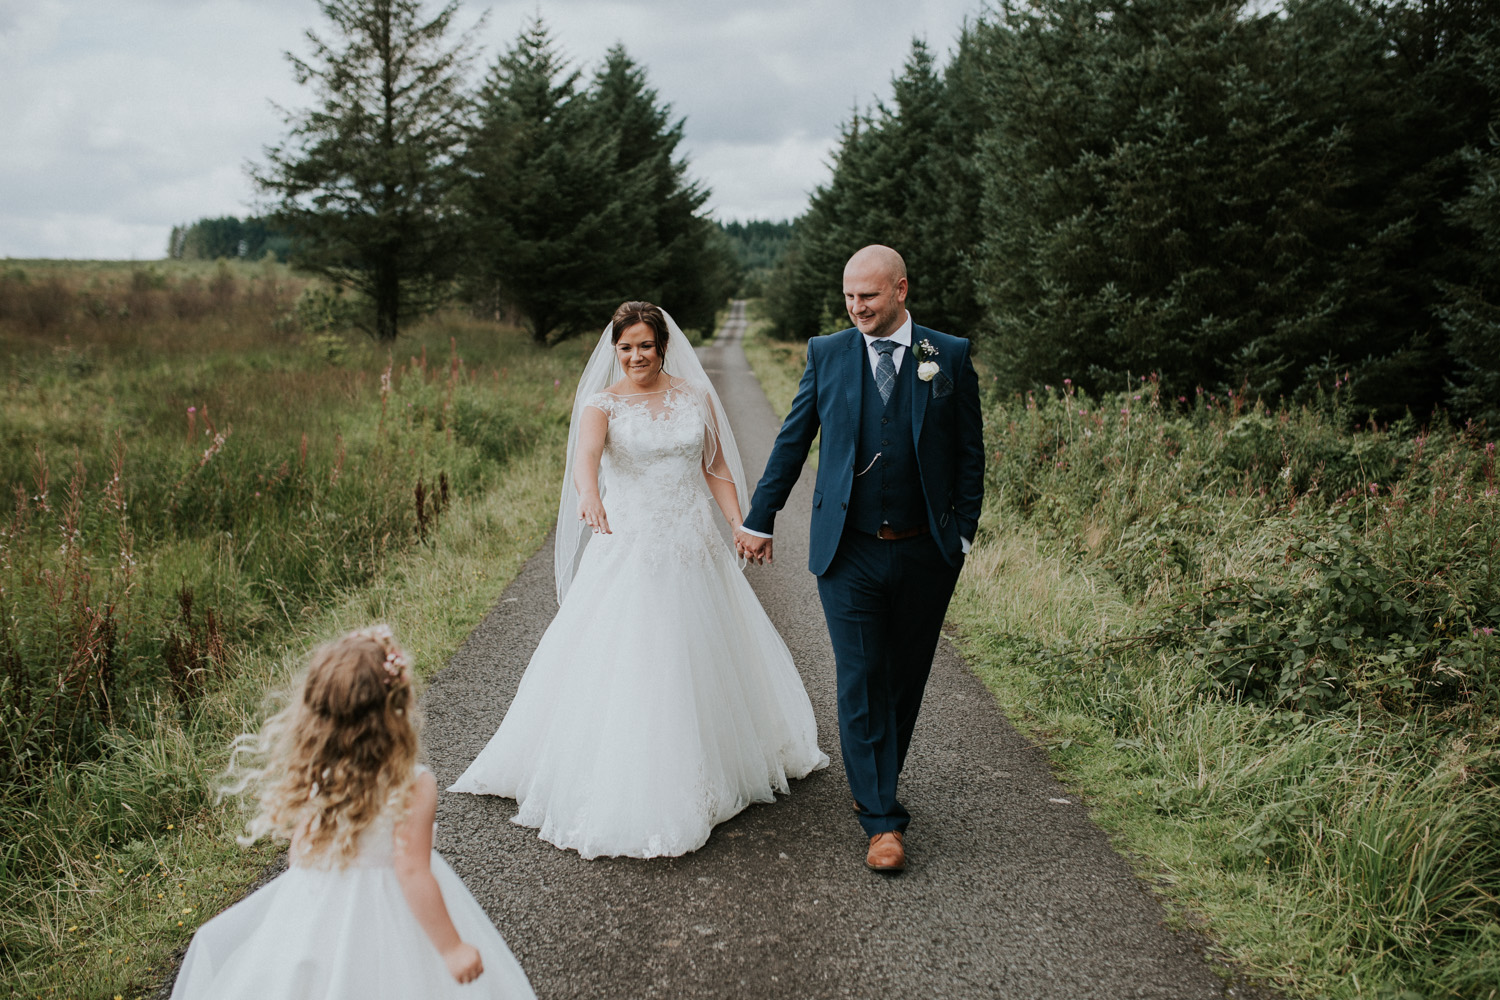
top-left (735, 245), bottom-right (984, 873)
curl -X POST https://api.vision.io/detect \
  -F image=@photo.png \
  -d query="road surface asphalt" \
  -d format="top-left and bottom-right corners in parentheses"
top-left (420, 301), bottom-right (1249, 999)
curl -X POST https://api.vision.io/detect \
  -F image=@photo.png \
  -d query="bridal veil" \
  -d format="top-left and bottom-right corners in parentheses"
top-left (553, 309), bottom-right (747, 604)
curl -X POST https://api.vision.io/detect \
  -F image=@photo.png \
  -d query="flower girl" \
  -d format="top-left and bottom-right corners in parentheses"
top-left (170, 626), bottom-right (536, 1000)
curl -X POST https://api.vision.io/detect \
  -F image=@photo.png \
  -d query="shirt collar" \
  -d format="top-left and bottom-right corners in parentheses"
top-left (863, 312), bottom-right (913, 351)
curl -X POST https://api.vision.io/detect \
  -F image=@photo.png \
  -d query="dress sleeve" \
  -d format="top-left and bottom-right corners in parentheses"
top-left (584, 392), bottom-right (615, 416)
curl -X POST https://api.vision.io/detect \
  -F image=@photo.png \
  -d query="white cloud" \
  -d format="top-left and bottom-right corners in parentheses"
top-left (693, 132), bottom-right (838, 223)
top-left (0, 0), bottom-right (980, 258)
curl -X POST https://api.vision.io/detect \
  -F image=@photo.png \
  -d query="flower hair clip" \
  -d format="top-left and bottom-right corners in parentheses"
top-left (351, 624), bottom-right (411, 685)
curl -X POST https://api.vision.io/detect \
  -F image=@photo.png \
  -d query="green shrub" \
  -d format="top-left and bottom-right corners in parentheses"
top-left (969, 380), bottom-right (1500, 995)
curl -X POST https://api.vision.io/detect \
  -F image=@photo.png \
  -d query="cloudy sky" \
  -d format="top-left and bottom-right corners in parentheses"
top-left (0, 0), bottom-right (981, 260)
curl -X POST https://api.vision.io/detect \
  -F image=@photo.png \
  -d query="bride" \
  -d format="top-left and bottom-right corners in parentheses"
top-left (448, 301), bottom-right (828, 859)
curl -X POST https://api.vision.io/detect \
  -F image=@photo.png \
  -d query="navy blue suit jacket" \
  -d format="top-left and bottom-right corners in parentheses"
top-left (744, 324), bottom-right (985, 576)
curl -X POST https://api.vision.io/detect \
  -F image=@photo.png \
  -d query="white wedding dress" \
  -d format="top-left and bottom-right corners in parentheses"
top-left (449, 384), bottom-right (828, 859)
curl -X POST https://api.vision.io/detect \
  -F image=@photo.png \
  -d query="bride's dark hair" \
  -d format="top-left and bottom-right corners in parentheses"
top-left (610, 301), bottom-right (669, 361)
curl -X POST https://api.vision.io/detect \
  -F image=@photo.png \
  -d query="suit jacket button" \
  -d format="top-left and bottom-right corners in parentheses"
top-left (840, 502), bottom-right (847, 510)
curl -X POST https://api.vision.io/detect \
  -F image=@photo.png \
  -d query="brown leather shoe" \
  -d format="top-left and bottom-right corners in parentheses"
top-left (865, 831), bottom-right (905, 872)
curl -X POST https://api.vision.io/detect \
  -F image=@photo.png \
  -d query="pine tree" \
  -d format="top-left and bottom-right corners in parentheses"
top-left (765, 40), bottom-right (983, 340)
top-left (462, 19), bottom-right (654, 343)
top-left (255, 0), bottom-right (477, 341)
top-left (1439, 19), bottom-right (1500, 423)
top-left (587, 45), bottom-right (734, 335)
top-left (954, 0), bottom-right (1500, 413)
top-left (1441, 140), bottom-right (1500, 425)
top-left (462, 31), bottom-right (733, 343)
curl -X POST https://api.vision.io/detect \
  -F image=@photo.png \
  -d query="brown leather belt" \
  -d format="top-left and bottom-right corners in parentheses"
top-left (875, 524), bottom-right (929, 541)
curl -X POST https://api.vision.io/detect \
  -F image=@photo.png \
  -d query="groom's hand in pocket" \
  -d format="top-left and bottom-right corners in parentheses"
top-left (734, 528), bottom-right (772, 564)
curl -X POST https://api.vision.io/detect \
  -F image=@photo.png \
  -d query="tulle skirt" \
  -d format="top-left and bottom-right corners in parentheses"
top-left (169, 853), bottom-right (536, 1000)
top-left (448, 526), bottom-right (829, 859)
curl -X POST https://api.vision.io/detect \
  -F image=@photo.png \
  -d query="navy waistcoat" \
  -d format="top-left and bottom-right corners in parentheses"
top-left (847, 349), bottom-right (925, 535)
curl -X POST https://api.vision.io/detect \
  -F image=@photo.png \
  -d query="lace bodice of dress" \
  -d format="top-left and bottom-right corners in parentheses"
top-left (585, 386), bottom-right (726, 566)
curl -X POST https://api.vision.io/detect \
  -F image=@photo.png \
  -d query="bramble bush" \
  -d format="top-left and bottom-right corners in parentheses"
top-left (969, 376), bottom-right (1499, 996)
top-left (988, 378), bottom-right (1499, 716)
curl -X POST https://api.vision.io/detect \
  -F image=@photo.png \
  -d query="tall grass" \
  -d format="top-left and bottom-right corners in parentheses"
top-left (951, 380), bottom-right (1499, 998)
top-left (0, 262), bottom-right (588, 997)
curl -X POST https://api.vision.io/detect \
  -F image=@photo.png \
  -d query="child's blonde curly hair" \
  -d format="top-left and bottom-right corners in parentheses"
top-left (224, 626), bottom-right (422, 866)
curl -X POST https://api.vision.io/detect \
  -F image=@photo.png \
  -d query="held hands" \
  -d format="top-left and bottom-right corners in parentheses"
top-left (578, 492), bottom-right (610, 534)
top-left (733, 527), bottom-right (772, 564)
top-left (442, 941), bottom-right (484, 983)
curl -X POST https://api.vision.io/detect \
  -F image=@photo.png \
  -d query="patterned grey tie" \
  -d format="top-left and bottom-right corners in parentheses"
top-left (873, 338), bottom-right (898, 405)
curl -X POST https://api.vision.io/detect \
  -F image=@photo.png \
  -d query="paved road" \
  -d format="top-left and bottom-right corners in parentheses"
top-left (422, 301), bottom-right (1238, 999)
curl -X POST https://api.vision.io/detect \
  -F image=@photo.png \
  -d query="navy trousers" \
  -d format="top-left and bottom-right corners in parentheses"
top-left (816, 526), bottom-right (962, 836)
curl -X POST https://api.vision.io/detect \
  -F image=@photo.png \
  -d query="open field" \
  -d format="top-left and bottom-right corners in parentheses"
top-left (745, 321), bottom-right (1499, 999)
top-left (0, 259), bottom-right (590, 998)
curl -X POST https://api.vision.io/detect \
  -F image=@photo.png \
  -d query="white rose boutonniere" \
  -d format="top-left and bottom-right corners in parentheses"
top-left (914, 338), bottom-right (940, 382)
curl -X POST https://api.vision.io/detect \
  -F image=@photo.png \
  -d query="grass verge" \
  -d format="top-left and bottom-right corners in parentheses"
top-left (948, 510), bottom-right (1500, 999)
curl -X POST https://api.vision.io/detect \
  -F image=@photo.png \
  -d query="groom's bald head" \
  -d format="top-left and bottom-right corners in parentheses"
top-left (844, 245), bottom-right (907, 285)
top-left (843, 245), bottom-right (909, 339)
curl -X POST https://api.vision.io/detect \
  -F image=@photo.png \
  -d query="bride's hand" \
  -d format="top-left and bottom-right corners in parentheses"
top-left (734, 527), bottom-right (772, 564)
top-left (579, 493), bottom-right (611, 534)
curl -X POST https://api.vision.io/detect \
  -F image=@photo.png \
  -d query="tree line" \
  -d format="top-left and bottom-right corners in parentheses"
top-left (722, 220), bottom-right (794, 298)
top-left (166, 212), bottom-right (786, 303)
top-left (252, 1), bottom-right (737, 343)
top-left (769, 0), bottom-right (1500, 423)
top-left (168, 216), bottom-right (291, 262)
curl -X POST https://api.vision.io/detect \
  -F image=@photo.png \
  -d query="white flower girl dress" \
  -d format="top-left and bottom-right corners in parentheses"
top-left (170, 767), bottom-right (535, 1000)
